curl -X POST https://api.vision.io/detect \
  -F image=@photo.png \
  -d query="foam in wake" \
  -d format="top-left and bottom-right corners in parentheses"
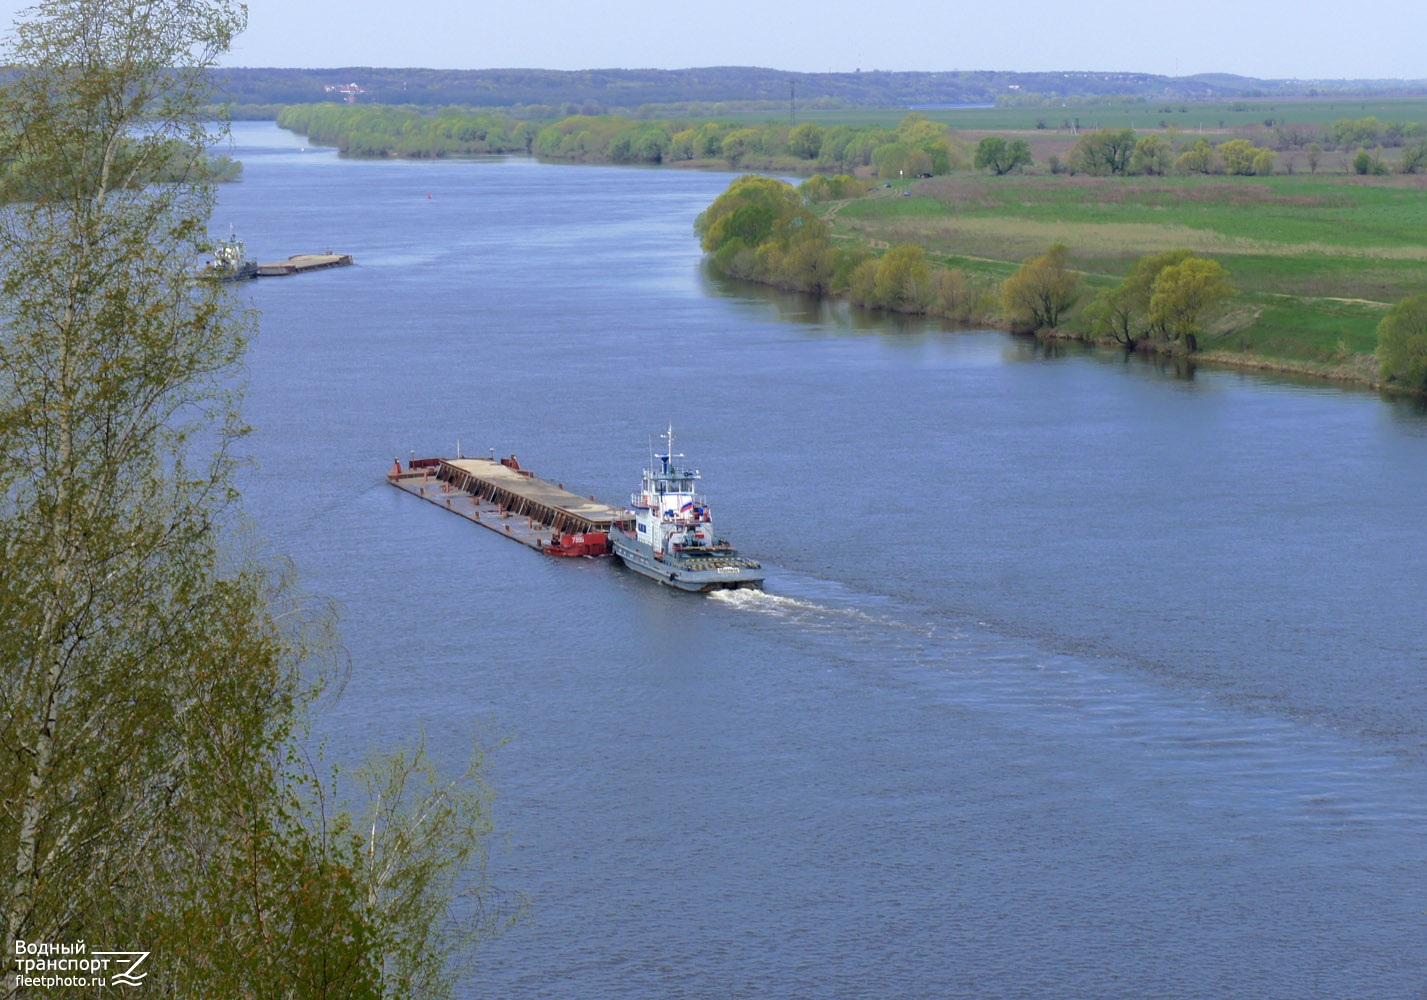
top-left (708, 586), bottom-right (929, 638)
top-left (708, 587), bottom-right (827, 615)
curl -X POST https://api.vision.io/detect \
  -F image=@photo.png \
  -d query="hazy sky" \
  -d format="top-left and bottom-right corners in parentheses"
top-left (0, 0), bottom-right (1423, 80)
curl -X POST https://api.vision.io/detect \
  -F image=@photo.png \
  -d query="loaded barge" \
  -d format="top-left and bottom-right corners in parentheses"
top-left (200, 231), bottom-right (354, 281)
top-left (388, 434), bottom-right (765, 592)
top-left (387, 455), bottom-right (625, 557)
top-left (257, 252), bottom-right (353, 276)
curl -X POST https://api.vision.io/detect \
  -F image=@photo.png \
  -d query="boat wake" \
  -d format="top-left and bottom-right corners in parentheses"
top-left (710, 582), bottom-right (1427, 843)
top-left (708, 587), bottom-right (829, 616)
top-left (708, 583), bottom-right (940, 638)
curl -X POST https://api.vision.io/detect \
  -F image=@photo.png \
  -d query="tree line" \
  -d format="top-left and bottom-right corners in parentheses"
top-left (279, 101), bottom-right (1427, 183)
top-left (276, 103), bottom-right (973, 174)
top-left (698, 174), bottom-right (1232, 350)
top-left (697, 173), bottom-right (1427, 390)
top-left (981, 120), bottom-right (1427, 179)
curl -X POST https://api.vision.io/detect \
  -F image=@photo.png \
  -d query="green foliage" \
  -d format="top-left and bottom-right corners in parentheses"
top-left (811, 123), bottom-right (899, 172)
top-left (696, 175), bottom-right (848, 293)
top-left (697, 107), bottom-right (1427, 368)
top-left (1000, 244), bottom-right (1080, 330)
top-left (892, 112), bottom-right (962, 175)
top-left (696, 175), bottom-right (805, 253)
top-left (1147, 256), bottom-right (1234, 351)
top-left (206, 67), bottom-right (1427, 130)
top-left (974, 136), bottom-right (1032, 175)
top-left (1352, 146), bottom-right (1390, 175)
top-left (1121, 249), bottom-right (1194, 342)
top-left (1219, 138), bottom-right (1275, 175)
top-left (608, 122), bottom-right (672, 163)
top-left (1086, 282), bottom-right (1141, 347)
top-left (787, 121), bottom-right (825, 159)
top-left (698, 176), bottom-right (981, 314)
top-left (275, 102), bottom-right (978, 178)
top-left (1128, 134), bottom-right (1172, 176)
top-left (356, 738), bottom-right (525, 999)
top-left (1069, 127), bottom-right (1136, 175)
top-left (799, 173), bottom-right (869, 203)
top-left (1176, 138), bottom-right (1216, 174)
top-left (718, 126), bottom-right (763, 164)
top-left (862, 244), bottom-right (931, 310)
top-left (278, 102), bottom-right (525, 156)
top-left (1084, 248), bottom-right (1233, 352)
top-left (279, 103), bottom-right (526, 157)
top-left (1329, 116), bottom-right (1383, 148)
top-left (1, 3), bottom-right (519, 994)
top-left (933, 267), bottom-right (997, 322)
top-left (874, 141), bottom-right (932, 179)
top-left (1399, 139), bottom-right (1427, 174)
top-left (1376, 294), bottom-right (1427, 387)
top-left (0, 0), bottom-right (299, 964)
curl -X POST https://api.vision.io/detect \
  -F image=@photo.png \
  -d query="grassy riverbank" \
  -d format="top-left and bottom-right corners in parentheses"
top-left (826, 171), bottom-right (1427, 382)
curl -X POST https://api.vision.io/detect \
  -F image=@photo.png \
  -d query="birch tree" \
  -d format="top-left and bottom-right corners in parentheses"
top-left (0, 0), bottom-right (259, 961)
top-left (0, 4), bottom-right (517, 995)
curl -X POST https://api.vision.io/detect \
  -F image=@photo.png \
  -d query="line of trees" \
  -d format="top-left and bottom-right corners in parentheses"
top-left (280, 101), bottom-right (1427, 184)
top-left (978, 123), bottom-right (1427, 178)
top-left (2, 2), bottom-right (520, 996)
top-left (973, 128), bottom-right (1280, 177)
top-left (698, 175), bottom-right (1237, 355)
top-left (277, 103), bottom-right (539, 157)
top-left (696, 175), bottom-right (997, 320)
top-left (1083, 250), bottom-right (1234, 353)
top-left (277, 104), bottom-right (972, 175)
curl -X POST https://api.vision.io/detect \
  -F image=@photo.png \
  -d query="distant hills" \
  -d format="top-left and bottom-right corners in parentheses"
top-left (215, 66), bottom-right (1427, 114)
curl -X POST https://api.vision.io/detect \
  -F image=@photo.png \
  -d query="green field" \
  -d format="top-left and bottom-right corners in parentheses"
top-left (828, 170), bottom-right (1427, 369)
top-left (733, 95), bottom-right (1427, 135)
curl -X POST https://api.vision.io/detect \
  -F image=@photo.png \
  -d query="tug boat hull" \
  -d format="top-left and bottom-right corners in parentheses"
top-left (610, 531), bottom-right (763, 592)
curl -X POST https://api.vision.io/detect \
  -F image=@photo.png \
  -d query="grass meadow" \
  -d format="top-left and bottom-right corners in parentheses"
top-left (830, 171), bottom-right (1427, 368)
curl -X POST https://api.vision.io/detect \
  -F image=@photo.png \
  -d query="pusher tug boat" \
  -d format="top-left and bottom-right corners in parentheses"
top-left (610, 428), bottom-right (764, 592)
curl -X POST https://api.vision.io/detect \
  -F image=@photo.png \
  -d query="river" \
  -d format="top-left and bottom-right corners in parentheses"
top-left (219, 121), bottom-right (1427, 999)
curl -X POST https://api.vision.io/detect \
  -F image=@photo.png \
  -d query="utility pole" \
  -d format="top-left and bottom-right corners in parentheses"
top-left (790, 80), bottom-right (796, 125)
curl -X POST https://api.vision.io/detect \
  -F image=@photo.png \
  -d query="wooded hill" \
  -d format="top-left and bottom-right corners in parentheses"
top-left (213, 66), bottom-right (1427, 115)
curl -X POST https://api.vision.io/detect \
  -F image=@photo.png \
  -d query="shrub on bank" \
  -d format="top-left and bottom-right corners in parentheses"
top-left (1376, 294), bottom-right (1427, 389)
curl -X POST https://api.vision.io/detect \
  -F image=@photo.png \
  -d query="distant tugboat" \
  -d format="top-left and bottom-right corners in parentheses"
top-left (610, 428), bottom-right (764, 592)
top-left (200, 231), bottom-right (257, 281)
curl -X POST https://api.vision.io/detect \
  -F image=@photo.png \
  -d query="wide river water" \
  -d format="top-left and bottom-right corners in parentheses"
top-left (219, 121), bottom-right (1427, 999)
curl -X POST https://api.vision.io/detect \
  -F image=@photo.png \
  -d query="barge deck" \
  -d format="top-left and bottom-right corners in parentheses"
top-left (387, 456), bottom-right (626, 556)
top-left (257, 252), bottom-right (353, 276)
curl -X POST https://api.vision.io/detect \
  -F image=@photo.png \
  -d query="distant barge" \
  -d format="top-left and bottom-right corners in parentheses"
top-left (387, 455), bottom-right (626, 557)
top-left (257, 252), bottom-right (353, 277)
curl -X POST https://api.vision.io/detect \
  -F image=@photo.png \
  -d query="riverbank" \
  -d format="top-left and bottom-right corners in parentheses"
top-left (772, 170), bottom-right (1427, 395)
top-left (1038, 327), bottom-right (1397, 393)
